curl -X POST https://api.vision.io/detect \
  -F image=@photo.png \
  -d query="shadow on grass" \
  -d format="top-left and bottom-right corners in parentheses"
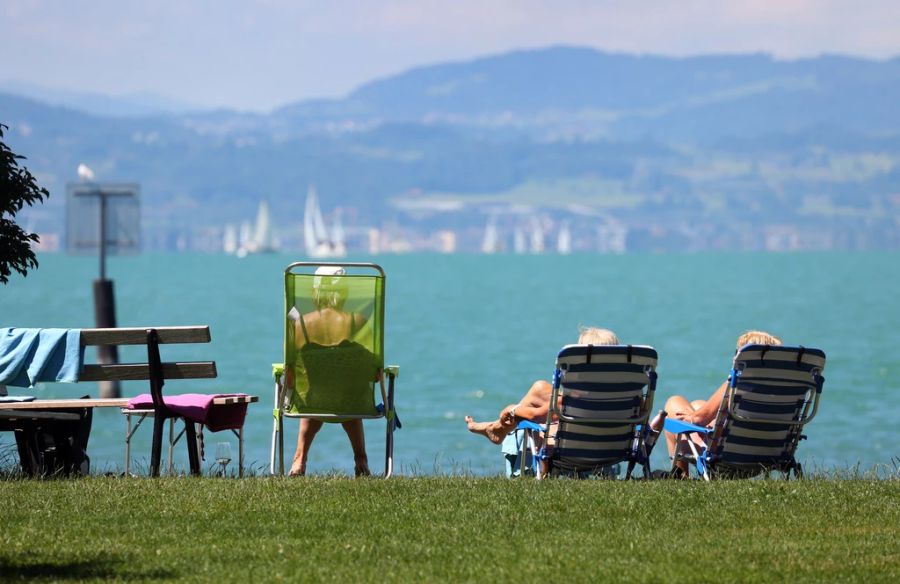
top-left (0, 552), bottom-right (176, 581)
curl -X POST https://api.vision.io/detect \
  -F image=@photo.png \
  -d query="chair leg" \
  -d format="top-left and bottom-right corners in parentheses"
top-left (238, 427), bottom-right (244, 478)
top-left (168, 418), bottom-right (175, 475)
top-left (183, 420), bottom-right (201, 476)
top-left (124, 413), bottom-right (132, 476)
top-left (277, 412), bottom-right (285, 476)
top-left (14, 427), bottom-right (42, 477)
top-left (271, 378), bottom-right (282, 476)
top-left (150, 414), bottom-right (165, 477)
top-left (270, 413), bottom-right (278, 476)
top-left (383, 373), bottom-right (396, 478)
top-left (384, 417), bottom-right (394, 478)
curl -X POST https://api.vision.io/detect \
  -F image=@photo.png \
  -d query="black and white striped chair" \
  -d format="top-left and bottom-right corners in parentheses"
top-left (538, 344), bottom-right (659, 479)
top-left (666, 344), bottom-right (826, 480)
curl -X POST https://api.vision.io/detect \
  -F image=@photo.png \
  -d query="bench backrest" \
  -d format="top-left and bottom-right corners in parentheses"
top-left (79, 326), bottom-right (217, 383)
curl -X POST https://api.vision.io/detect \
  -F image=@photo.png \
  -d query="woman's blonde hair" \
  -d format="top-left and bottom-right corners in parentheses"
top-left (578, 326), bottom-right (619, 346)
top-left (312, 266), bottom-right (349, 310)
top-left (736, 330), bottom-right (782, 349)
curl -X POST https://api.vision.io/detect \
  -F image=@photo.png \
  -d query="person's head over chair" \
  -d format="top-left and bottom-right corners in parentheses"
top-left (312, 266), bottom-right (349, 310)
top-left (578, 326), bottom-right (619, 346)
top-left (736, 330), bottom-right (782, 349)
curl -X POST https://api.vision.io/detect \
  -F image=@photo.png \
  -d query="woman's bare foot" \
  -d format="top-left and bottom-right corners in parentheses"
top-left (355, 464), bottom-right (371, 477)
top-left (288, 460), bottom-right (306, 476)
top-left (465, 416), bottom-right (508, 444)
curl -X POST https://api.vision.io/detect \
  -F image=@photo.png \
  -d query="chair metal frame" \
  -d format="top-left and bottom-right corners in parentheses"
top-left (531, 344), bottom-right (659, 480)
top-left (668, 344), bottom-right (825, 481)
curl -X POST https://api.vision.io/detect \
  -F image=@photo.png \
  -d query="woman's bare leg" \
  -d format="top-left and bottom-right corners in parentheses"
top-left (290, 418), bottom-right (324, 476)
top-left (342, 419), bottom-right (370, 476)
top-left (663, 395), bottom-right (696, 476)
top-left (465, 412), bottom-right (517, 444)
top-left (466, 380), bottom-right (553, 444)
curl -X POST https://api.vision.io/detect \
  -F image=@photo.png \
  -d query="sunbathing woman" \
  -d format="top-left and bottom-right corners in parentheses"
top-left (288, 266), bottom-right (372, 477)
top-left (465, 327), bottom-right (620, 444)
top-left (662, 329), bottom-right (783, 476)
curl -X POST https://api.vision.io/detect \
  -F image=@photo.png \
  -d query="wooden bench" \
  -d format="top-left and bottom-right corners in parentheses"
top-left (0, 326), bottom-right (258, 476)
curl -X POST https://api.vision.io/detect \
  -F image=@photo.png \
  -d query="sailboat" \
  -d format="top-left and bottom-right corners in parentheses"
top-left (529, 217), bottom-right (545, 253)
top-left (481, 215), bottom-right (501, 254)
top-left (513, 225), bottom-right (527, 254)
top-left (234, 200), bottom-right (280, 256)
top-left (557, 221), bottom-right (572, 255)
top-left (304, 185), bottom-right (346, 258)
top-left (251, 199), bottom-right (279, 253)
top-left (236, 221), bottom-right (253, 257)
top-left (223, 224), bottom-right (238, 255)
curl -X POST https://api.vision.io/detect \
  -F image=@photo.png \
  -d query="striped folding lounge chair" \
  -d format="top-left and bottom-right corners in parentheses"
top-left (665, 344), bottom-right (826, 480)
top-left (535, 344), bottom-right (660, 479)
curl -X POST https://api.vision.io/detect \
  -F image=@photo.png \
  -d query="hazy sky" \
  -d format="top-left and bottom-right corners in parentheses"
top-left (3, 0), bottom-right (899, 112)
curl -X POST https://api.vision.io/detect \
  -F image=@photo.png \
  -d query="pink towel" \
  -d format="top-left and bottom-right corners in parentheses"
top-left (127, 393), bottom-right (249, 431)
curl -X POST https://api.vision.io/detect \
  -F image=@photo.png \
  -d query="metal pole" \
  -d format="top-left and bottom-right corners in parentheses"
top-left (93, 189), bottom-right (121, 398)
top-left (99, 189), bottom-right (106, 281)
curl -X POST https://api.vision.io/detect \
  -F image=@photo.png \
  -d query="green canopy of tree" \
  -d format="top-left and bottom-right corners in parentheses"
top-left (1, 123), bottom-right (49, 284)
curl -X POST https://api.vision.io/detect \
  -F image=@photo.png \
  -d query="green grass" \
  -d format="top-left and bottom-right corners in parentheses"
top-left (1, 477), bottom-right (898, 582)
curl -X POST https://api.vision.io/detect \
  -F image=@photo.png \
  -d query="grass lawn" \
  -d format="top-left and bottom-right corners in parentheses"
top-left (1, 477), bottom-right (898, 582)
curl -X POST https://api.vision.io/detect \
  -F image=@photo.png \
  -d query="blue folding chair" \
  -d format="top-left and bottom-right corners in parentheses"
top-left (665, 344), bottom-right (826, 480)
top-left (521, 344), bottom-right (660, 479)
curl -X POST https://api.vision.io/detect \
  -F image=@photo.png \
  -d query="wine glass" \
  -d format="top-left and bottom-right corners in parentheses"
top-left (215, 442), bottom-right (232, 477)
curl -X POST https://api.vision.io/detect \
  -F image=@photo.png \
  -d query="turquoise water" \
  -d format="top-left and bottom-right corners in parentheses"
top-left (2, 252), bottom-right (898, 475)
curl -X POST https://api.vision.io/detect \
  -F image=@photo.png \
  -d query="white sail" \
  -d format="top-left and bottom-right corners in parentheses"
top-left (310, 188), bottom-right (329, 245)
top-left (304, 187), bottom-right (320, 254)
top-left (252, 199), bottom-right (278, 253)
top-left (304, 185), bottom-right (347, 258)
top-left (513, 225), bottom-right (527, 254)
top-left (557, 221), bottom-right (572, 255)
top-left (481, 215), bottom-right (500, 254)
top-left (529, 217), bottom-right (544, 253)
top-left (239, 222), bottom-right (253, 248)
top-left (223, 224), bottom-right (238, 254)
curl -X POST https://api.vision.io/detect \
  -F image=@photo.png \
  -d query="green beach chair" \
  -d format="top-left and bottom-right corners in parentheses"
top-left (270, 262), bottom-right (399, 477)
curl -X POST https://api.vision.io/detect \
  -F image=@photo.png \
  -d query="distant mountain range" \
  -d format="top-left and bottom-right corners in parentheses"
top-left (274, 47), bottom-right (900, 139)
top-left (3, 46), bottom-right (899, 251)
top-left (0, 80), bottom-right (202, 117)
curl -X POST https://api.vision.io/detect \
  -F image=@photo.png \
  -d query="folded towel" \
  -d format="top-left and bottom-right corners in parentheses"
top-left (0, 328), bottom-right (83, 387)
top-left (0, 395), bottom-right (37, 403)
top-left (127, 393), bottom-right (249, 431)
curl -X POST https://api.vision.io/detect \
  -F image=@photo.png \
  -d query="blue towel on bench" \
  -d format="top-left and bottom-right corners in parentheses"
top-left (0, 328), bottom-right (83, 387)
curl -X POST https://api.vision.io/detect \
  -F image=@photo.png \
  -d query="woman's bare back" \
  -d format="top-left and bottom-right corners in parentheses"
top-left (296, 308), bottom-right (367, 347)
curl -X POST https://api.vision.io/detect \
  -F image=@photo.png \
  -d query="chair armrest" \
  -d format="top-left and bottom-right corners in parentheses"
top-left (516, 420), bottom-right (544, 432)
top-left (272, 363), bottom-right (284, 379)
top-left (384, 365), bottom-right (399, 378)
top-left (664, 418), bottom-right (711, 435)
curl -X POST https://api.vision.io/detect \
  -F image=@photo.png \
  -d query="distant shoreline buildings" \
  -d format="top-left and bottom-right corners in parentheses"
top-left (32, 204), bottom-right (894, 255)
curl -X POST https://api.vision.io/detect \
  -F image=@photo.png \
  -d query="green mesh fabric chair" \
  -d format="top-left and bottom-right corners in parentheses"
top-left (270, 262), bottom-right (399, 477)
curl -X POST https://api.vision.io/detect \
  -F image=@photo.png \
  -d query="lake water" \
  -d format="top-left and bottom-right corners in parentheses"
top-left (1, 252), bottom-right (897, 476)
